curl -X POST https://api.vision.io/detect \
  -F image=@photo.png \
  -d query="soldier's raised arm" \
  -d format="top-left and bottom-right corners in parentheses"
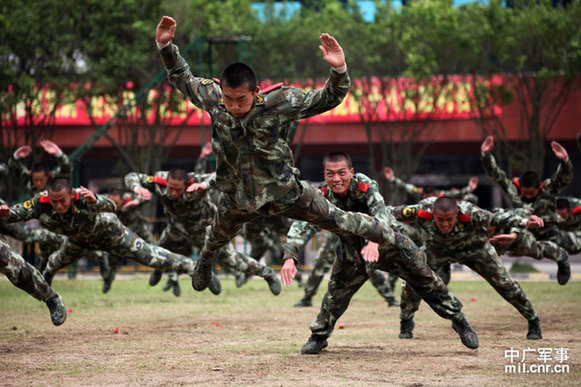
top-left (545, 141), bottom-right (573, 195)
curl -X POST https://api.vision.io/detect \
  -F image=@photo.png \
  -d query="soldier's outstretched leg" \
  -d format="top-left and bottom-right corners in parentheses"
top-left (1, 238), bottom-right (67, 326)
top-left (377, 234), bottom-right (478, 349)
top-left (463, 243), bottom-right (541, 340)
top-left (214, 244), bottom-right (281, 295)
top-left (301, 255), bottom-right (369, 355)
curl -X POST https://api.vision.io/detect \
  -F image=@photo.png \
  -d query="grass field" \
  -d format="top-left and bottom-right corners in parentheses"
top-left (1, 274), bottom-right (579, 386)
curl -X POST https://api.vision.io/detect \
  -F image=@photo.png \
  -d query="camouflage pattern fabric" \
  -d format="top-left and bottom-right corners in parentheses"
top-left (287, 174), bottom-right (464, 340)
top-left (482, 152), bottom-right (573, 242)
top-left (0, 236), bottom-right (57, 301)
top-left (9, 152), bottom-right (72, 195)
top-left (393, 197), bottom-right (538, 321)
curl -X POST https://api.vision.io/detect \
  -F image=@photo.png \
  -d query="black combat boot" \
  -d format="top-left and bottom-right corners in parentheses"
top-left (264, 269), bottom-right (281, 295)
top-left (45, 295), bottom-right (67, 326)
top-left (399, 318), bottom-right (414, 339)
top-left (235, 272), bottom-right (249, 288)
top-left (149, 270), bottom-right (162, 286)
top-left (192, 253), bottom-right (213, 291)
top-left (452, 317), bottom-right (479, 349)
top-left (294, 296), bottom-right (313, 307)
top-left (301, 336), bottom-right (328, 355)
top-left (207, 273), bottom-right (222, 295)
top-left (527, 317), bottom-right (542, 340)
top-left (557, 256), bottom-right (571, 286)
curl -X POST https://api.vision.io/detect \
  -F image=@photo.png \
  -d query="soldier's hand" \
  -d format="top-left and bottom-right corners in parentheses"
top-left (551, 141), bottom-right (569, 161)
top-left (187, 182), bottom-right (207, 192)
top-left (14, 145), bottom-right (32, 159)
top-left (384, 167), bottom-right (395, 181)
top-left (480, 135), bottom-right (494, 154)
top-left (489, 232), bottom-right (517, 244)
top-left (156, 16), bottom-right (176, 45)
top-left (0, 204), bottom-right (10, 218)
top-left (525, 215), bottom-right (544, 228)
top-left (79, 186), bottom-right (97, 203)
top-left (122, 199), bottom-right (140, 209)
top-left (39, 140), bottom-right (62, 156)
top-left (319, 33), bottom-right (345, 70)
top-left (360, 242), bottom-right (379, 263)
top-left (468, 176), bottom-right (479, 192)
top-left (199, 142), bottom-right (213, 159)
top-left (134, 187), bottom-right (151, 200)
top-left (280, 258), bottom-right (298, 287)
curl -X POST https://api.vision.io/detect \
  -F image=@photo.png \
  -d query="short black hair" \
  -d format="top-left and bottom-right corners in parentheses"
top-left (31, 163), bottom-right (50, 174)
top-left (433, 196), bottom-right (458, 212)
top-left (220, 62), bottom-right (257, 91)
top-left (323, 151), bottom-right (353, 169)
top-left (108, 187), bottom-right (125, 197)
top-left (520, 171), bottom-right (540, 188)
top-left (556, 198), bottom-right (571, 211)
top-left (167, 168), bottom-right (188, 185)
top-left (423, 186), bottom-right (436, 195)
top-left (47, 177), bottom-right (71, 192)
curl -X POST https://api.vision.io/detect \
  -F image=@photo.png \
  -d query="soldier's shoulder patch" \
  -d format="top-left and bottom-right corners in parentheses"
top-left (153, 176), bottom-right (167, 186)
top-left (416, 209), bottom-right (433, 220)
top-left (357, 182), bottom-right (369, 193)
top-left (73, 191), bottom-right (81, 202)
top-left (401, 207), bottom-right (417, 218)
top-left (261, 82), bottom-right (283, 94)
top-left (23, 199), bottom-right (36, 208)
top-left (320, 186), bottom-right (329, 197)
top-left (38, 195), bottom-right (50, 204)
top-left (512, 177), bottom-right (521, 190)
top-left (572, 206), bottom-right (581, 215)
top-left (539, 181), bottom-right (546, 191)
top-left (201, 78), bottom-right (217, 86)
top-left (458, 213), bottom-right (471, 223)
top-left (146, 175), bottom-right (155, 183)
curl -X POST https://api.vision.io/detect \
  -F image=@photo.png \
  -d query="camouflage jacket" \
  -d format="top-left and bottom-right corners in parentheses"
top-left (557, 196), bottom-right (581, 232)
top-left (391, 197), bottom-right (529, 252)
top-left (286, 173), bottom-right (398, 256)
top-left (481, 152), bottom-right (573, 230)
top-left (390, 176), bottom-right (473, 203)
top-left (2, 190), bottom-right (115, 238)
top-left (124, 171), bottom-right (215, 233)
top-left (159, 43), bottom-right (350, 212)
top-left (115, 192), bottom-right (150, 230)
top-left (8, 152), bottom-right (72, 195)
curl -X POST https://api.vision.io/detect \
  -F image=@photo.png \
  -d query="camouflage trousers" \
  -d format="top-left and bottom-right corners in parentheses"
top-left (43, 213), bottom-right (195, 282)
top-left (201, 181), bottom-right (395, 262)
top-left (309, 232), bottom-right (464, 340)
top-left (242, 215), bottom-right (289, 263)
top-left (561, 231), bottom-right (581, 255)
top-left (0, 237), bottom-right (57, 302)
top-left (401, 242), bottom-right (537, 321)
top-left (494, 229), bottom-right (568, 262)
top-left (302, 232), bottom-right (396, 303)
top-left (159, 222), bottom-right (274, 278)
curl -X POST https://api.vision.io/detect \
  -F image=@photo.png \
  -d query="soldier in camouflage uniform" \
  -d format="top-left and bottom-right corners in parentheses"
top-left (480, 135), bottom-right (572, 278)
top-left (8, 140), bottom-right (71, 271)
top-left (284, 152), bottom-right (478, 354)
top-left (489, 207), bottom-right (570, 284)
top-left (392, 196), bottom-right (545, 340)
top-left (90, 188), bottom-right (156, 294)
top-left (0, 178), bottom-right (219, 294)
top-left (293, 230), bottom-right (399, 308)
top-left (126, 168), bottom-right (281, 296)
top-left (156, 17), bottom-right (398, 292)
top-left (556, 197), bottom-right (581, 254)
top-left (0, 236), bottom-right (67, 326)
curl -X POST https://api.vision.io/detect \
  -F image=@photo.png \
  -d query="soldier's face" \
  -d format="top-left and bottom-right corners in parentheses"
top-left (48, 188), bottom-right (74, 214)
top-left (556, 208), bottom-right (570, 220)
top-left (520, 187), bottom-right (539, 201)
top-left (324, 159), bottom-right (354, 198)
top-left (108, 195), bottom-right (123, 211)
top-left (433, 209), bottom-right (458, 234)
top-left (32, 171), bottom-right (50, 191)
top-left (221, 83), bottom-right (259, 118)
top-left (167, 178), bottom-right (186, 200)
